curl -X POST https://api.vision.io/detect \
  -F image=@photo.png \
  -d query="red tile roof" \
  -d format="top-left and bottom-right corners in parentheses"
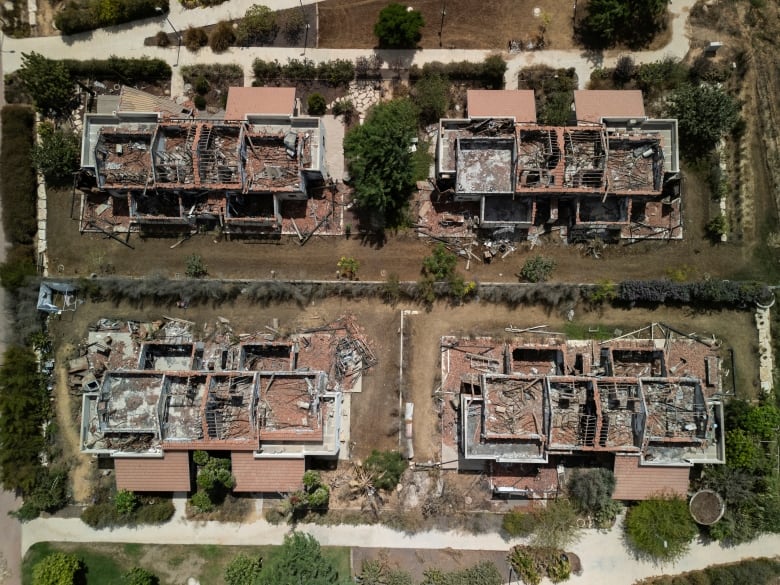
top-left (573, 90), bottom-right (646, 124)
top-left (612, 455), bottom-right (690, 500)
top-left (114, 451), bottom-right (192, 492)
top-left (231, 452), bottom-right (304, 493)
top-left (225, 87), bottom-right (296, 120)
top-left (467, 90), bottom-right (537, 123)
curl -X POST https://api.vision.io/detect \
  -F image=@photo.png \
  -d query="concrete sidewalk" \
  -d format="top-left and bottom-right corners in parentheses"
top-left (20, 509), bottom-right (780, 584)
top-left (2, 0), bottom-right (696, 91)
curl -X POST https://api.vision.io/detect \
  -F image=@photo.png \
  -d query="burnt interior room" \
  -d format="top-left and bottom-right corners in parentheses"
top-left (518, 129), bottom-right (561, 171)
top-left (204, 374), bottom-right (256, 440)
top-left (241, 344), bottom-right (292, 371)
top-left (139, 343), bottom-right (194, 370)
top-left (511, 347), bottom-right (563, 375)
top-left (154, 125), bottom-right (195, 185)
top-left (563, 130), bottom-right (606, 190)
top-left (609, 349), bottom-right (667, 377)
top-left (227, 193), bottom-right (275, 218)
top-left (197, 125), bottom-right (241, 185)
top-left (134, 191), bottom-right (181, 217)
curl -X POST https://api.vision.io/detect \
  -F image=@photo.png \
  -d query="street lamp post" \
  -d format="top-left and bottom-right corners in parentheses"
top-left (155, 6), bottom-right (181, 67)
top-left (438, 0), bottom-right (446, 47)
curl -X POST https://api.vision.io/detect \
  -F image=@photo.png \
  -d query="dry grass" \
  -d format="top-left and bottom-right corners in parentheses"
top-left (317, 0), bottom-right (576, 50)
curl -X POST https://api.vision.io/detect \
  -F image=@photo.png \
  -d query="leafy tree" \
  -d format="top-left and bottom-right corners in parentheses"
top-left (225, 553), bottom-right (263, 585)
top-left (578, 0), bottom-right (670, 49)
top-left (0, 346), bottom-right (47, 493)
top-left (256, 532), bottom-right (343, 585)
top-left (412, 73), bottom-right (449, 125)
top-left (374, 3), bottom-right (424, 49)
top-left (236, 4), bottom-right (278, 46)
top-left (624, 496), bottom-right (698, 561)
top-left (209, 20), bottom-right (236, 52)
top-left (667, 84), bottom-right (740, 157)
top-left (122, 567), bottom-right (159, 585)
top-left (307, 93), bottom-right (327, 116)
top-left (422, 243), bottom-right (457, 281)
top-left (32, 552), bottom-right (81, 585)
top-left (32, 122), bottom-right (79, 187)
top-left (520, 255), bottom-right (556, 283)
top-left (17, 52), bottom-right (75, 119)
top-left (530, 499), bottom-right (580, 549)
top-left (343, 98), bottom-right (418, 225)
top-left (568, 468), bottom-right (616, 515)
top-left (364, 449), bottom-right (407, 490)
top-left (508, 546), bottom-right (571, 585)
top-left (280, 10), bottom-right (305, 43)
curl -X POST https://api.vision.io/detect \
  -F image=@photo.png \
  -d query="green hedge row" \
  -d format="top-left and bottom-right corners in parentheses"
top-left (409, 56), bottom-right (507, 89)
top-left (1, 105), bottom-right (37, 247)
top-left (61, 56), bottom-right (171, 84)
top-left (637, 558), bottom-right (780, 585)
top-left (55, 0), bottom-right (169, 36)
top-left (252, 58), bottom-right (355, 86)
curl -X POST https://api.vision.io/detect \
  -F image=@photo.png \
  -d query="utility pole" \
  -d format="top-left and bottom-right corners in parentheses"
top-left (438, 0), bottom-right (446, 47)
top-left (155, 7), bottom-right (181, 67)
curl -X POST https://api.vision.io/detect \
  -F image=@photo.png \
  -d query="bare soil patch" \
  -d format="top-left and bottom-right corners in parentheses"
top-left (318, 0), bottom-right (576, 50)
top-left (353, 547), bottom-right (511, 582)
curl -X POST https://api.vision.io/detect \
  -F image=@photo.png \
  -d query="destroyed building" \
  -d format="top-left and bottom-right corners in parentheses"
top-left (435, 90), bottom-right (681, 242)
top-left (79, 86), bottom-right (327, 238)
top-left (440, 324), bottom-right (724, 500)
top-left (78, 317), bottom-right (374, 493)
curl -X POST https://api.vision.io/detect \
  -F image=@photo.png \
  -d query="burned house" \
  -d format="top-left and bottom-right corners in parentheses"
top-left (440, 324), bottom-right (724, 500)
top-left (80, 317), bottom-right (372, 493)
top-left (435, 90), bottom-right (680, 242)
top-left (79, 86), bottom-right (327, 238)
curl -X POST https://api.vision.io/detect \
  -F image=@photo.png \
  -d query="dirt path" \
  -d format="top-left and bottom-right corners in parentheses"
top-left (54, 344), bottom-right (93, 503)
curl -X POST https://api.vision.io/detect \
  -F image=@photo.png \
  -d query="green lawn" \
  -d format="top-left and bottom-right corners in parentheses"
top-left (23, 542), bottom-right (351, 585)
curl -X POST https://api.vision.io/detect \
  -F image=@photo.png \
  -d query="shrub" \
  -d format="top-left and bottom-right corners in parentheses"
top-left (508, 546), bottom-right (571, 585)
top-left (194, 76), bottom-right (210, 95)
top-left (706, 214), bottom-right (728, 240)
top-left (209, 20), bottom-right (235, 52)
top-left (307, 92), bottom-right (327, 115)
top-left (186, 254), bottom-right (208, 278)
top-left (2, 105), bottom-right (38, 247)
top-left (236, 4), bottom-right (278, 46)
top-left (115, 489), bottom-right (138, 515)
top-left (190, 490), bottom-right (214, 513)
top-left (32, 122), bottom-right (80, 187)
top-left (280, 10), bottom-right (305, 43)
top-left (133, 498), bottom-right (175, 524)
top-left (32, 552), bottom-right (82, 585)
top-left (412, 73), bottom-right (449, 125)
top-left (62, 56), bottom-right (171, 83)
top-left (568, 468), bottom-right (616, 516)
top-left (55, 0), bottom-right (170, 35)
top-left (520, 255), bottom-right (555, 283)
top-left (625, 496), bottom-right (698, 561)
top-left (0, 245), bottom-right (37, 292)
top-left (316, 59), bottom-right (355, 86)
top-left (184, 26), bottom-right (208, 51)
top-left (193, 95), bottom-right (207, 110)
top-left (502, 508), bottom-right (537, 537)
top-left (225, 553), bottom-right (263, 585)
top-left (613, 55), bottom-right (636, 86)
top-left (422, 243), bottom-right (457, 281)
top-left (252, 58), bottom-right (283, 82)
top-left (364, 450), bottom-right (407, 490)
top-left (193, 449), bottom-right (209, 466)
top-left (530, 499), bottom-right (580, 549)
top-left (122, 567), bottom-right (158, 585)
top-left (155, 30), bottom-right (170, 46)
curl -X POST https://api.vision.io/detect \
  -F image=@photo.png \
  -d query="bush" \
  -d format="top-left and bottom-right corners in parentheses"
top-left (62, 56), bottom-right (171, 83)
top-left (122, 567), bottom-right (158, 585)
top-left (502, 508), bottom-right (537, 537)
top-left (194, 76), bottom-right (210, 95)
top-left (225, 553), bottom-right (263, 585)
top-left (1, 105), bottom-right (38, 247)
top-left (364, 450), bottom-right (407, 491)
top-left (0, 245), bottom-right (37, 292)
top-left (624, 496), bottom-right (698, 561)
top-left (55, 0), bottom-right (170, 35)
top-left (190, 490), bottom-right (214, 513)
top-left (193, 449), bottom-right (209, 466)
top-left (316, 59), bottom-right (355, 86)
top-left (114, 489), bottom-right (138, 515)
top-left (508, 545), bottom-right (571, 585)
top-left (32, 122), bottom-right (80, 187)
top-left (184, 26), bottom-right (208, 51)
top-left (374, 3), bottom-right (424, 49)
top-left (568, 468), bottom-right (616, 516)
top-left (236, 4), bottom-right (278, 46)
top-left (332, 99), bottom-right (356, 122)
top-left (32, 552), bottom-right (81, 585)
top-left (706, 214), bottom-right (728, 240)
top-left (155, 30), bottom-right (170, 46)
top-left (307, 93), bottom-right (327, 115)
top-left (412, 73), bottom-right (449, 125)
top-left (530, 499), bottom-right (580, 549)
top-left (636, 559), bottom-right (780, 585)
top-left (81, 497), bottom-right (174, 528)
top-left (186, 254), bottom-right (208, 278)
top-left (209, 20), bottom-right (235, 52)
top-left (520, 255), bottom-right (555, 283)
top-left (193, 95), bottom-right (207, 110)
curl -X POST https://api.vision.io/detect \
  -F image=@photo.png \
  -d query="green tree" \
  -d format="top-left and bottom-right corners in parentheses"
top-left (225, 553), bottom-right (263, 585)
top-left (579, 0), bottom-right (669, 49)
top-left (343, 98), bottom-right (418, 225)
top-left (412, 73), bottom-right (449, 125)
top-left (236, 4), bottom-right (278, 46)
top-left (32, 122), bottom-right (79, 187)
top-left (667, 84), bottom-right (740, 157)
top-left (32, 552), bottom-right (81, 585)
top-left (256, 532), bottom-right (343, 585)
top-left (520, 255), bottom-right (556, 283)
top-left (624, 496), bottom-right (698, 561)
top-left (0, 346), bottom-right (47, 493)
top-left (374, 3), bottom-right (424, 49)
top-left (568, 468), bottom-right (616, 515)
top-left (122, 567), bottom-right (159, 585)
top-left (307, 93), bottom-right (327, 115)
top-left (422, 243), bottom-right (457, 281)
top-left (17, 53), bottom-right (75, 119)
top-left (530, 499), bottom-right (580, 549)
top-left (364, 449), bottom-right (407, 490)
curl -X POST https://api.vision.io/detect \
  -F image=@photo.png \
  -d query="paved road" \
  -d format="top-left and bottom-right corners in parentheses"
top-left (20, 504), bottom-right (780, 584)
top-left (1, 0), bottom-right (697, 91)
